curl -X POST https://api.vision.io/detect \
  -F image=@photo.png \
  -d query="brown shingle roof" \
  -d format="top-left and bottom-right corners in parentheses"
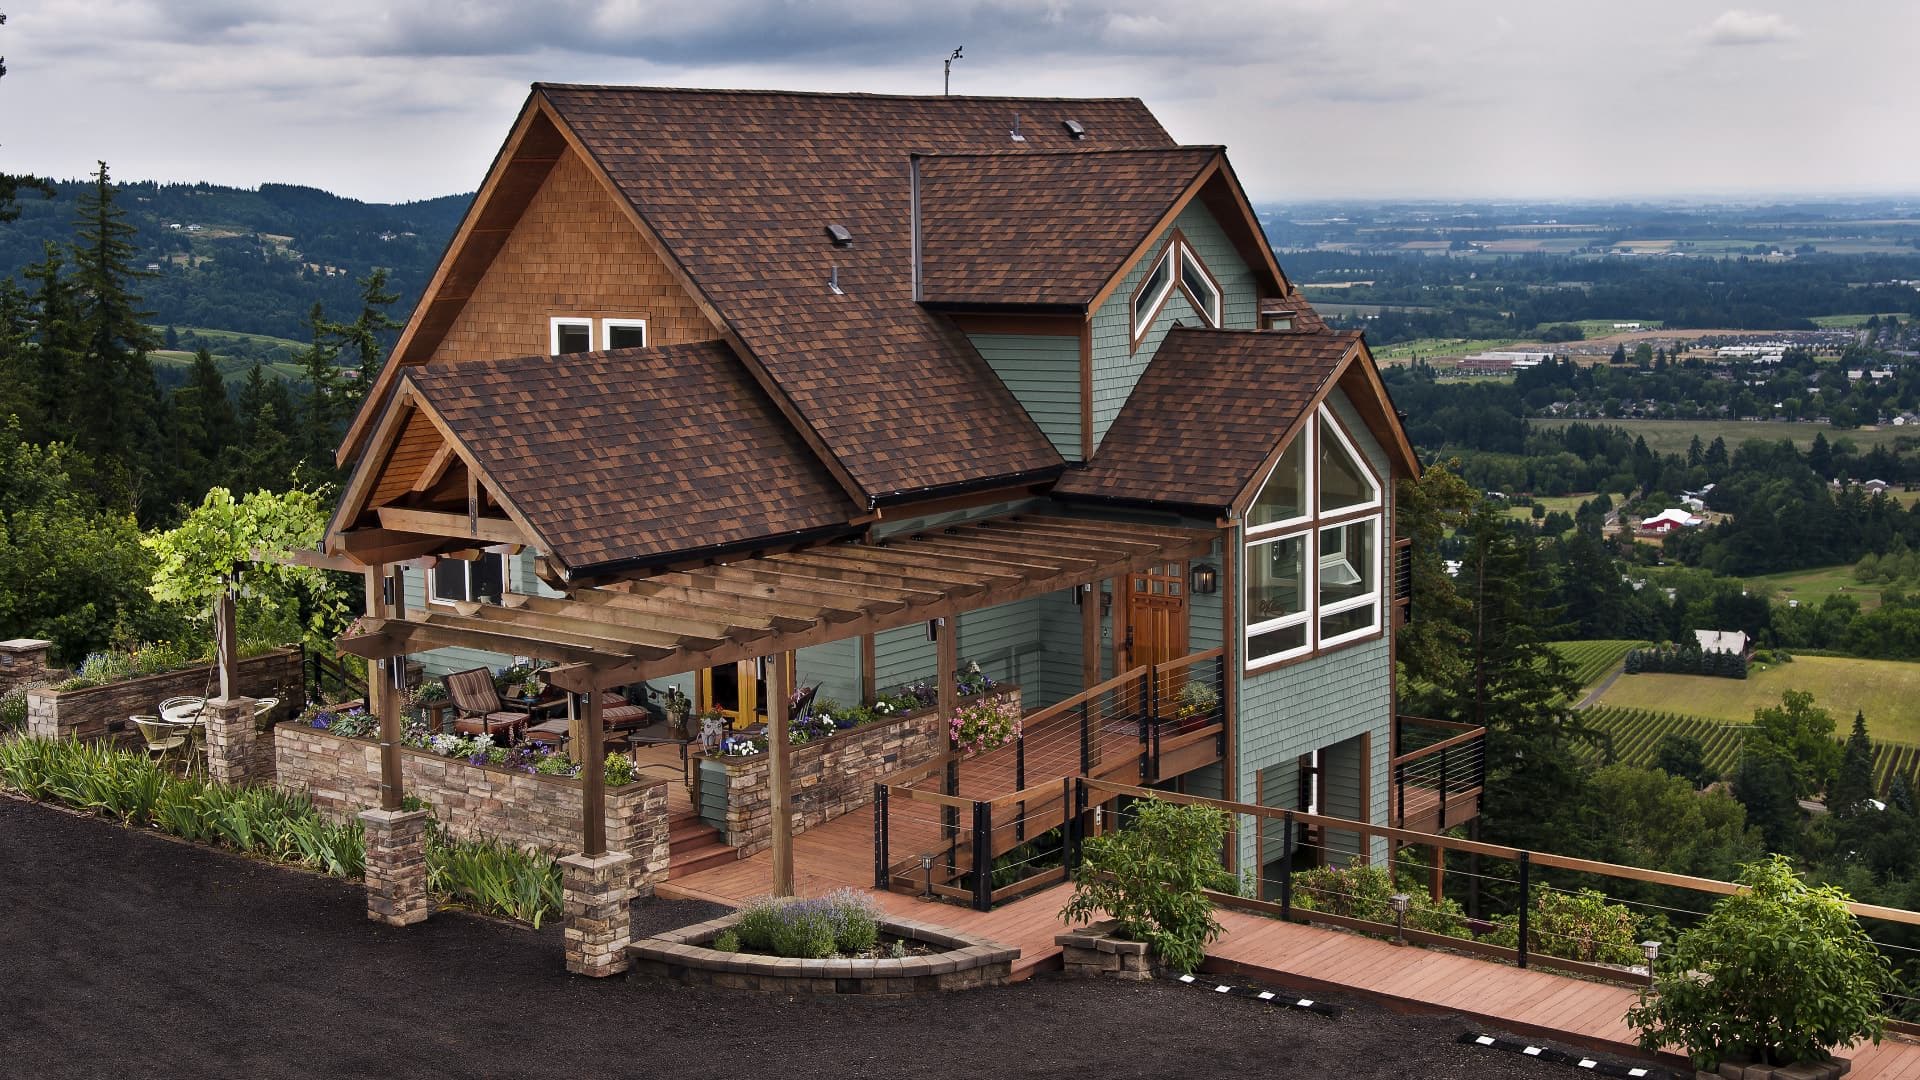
top-left (1054, 328), bottom-right (1360, 511)
top-left (1259, 292), bottom-right (1329, 333)
top-left (406, 340), bottom-right (857, 573)
top-left (915, 147), bottom-right (1219, 307)
top-left (539, 86), bottom-right (1177, 504)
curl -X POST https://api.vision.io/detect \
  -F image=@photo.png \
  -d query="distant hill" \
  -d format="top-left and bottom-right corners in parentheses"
top-left (0, 178), bottom-right (471, 344)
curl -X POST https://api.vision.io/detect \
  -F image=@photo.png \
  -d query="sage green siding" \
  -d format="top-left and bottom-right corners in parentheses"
top-left (796, 637), bottom-right (861, 709)
top-left (405, 550), bottom-right (557, 678)
top-left (1088, 201), bottom-right (1260, 451)
top-left (1231, 385), bottom-right (1396, 871)
top-left (969, 333), bottom-right (1082, 462)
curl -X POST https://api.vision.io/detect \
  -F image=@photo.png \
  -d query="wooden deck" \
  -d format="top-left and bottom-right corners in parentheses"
top-left (660, 803), bottom-right (1920, 1078)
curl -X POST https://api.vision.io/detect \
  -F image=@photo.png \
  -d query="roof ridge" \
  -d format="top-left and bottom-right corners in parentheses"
top-left (534, 82), bottom-right (1148, 104)
top-left (915, 145), bottom-right (1222, 160)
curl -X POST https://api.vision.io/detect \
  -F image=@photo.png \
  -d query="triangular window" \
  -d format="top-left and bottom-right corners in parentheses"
top-left (1318, 411), bottom-right (1379, 513)
top-left (1248, 435), bottom-right (1308, 532)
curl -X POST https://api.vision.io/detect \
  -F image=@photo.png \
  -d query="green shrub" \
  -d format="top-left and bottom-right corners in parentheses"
top-left (1059, 797), bottom-right (1229, 973)
top-left (728, 892), bottom-right (883, 958)
top-left (1291, 860), bottom-right (1471, 940)
top-left (423, 823), bottom-right (562, 928)
top-left (767, 907), bottom-right (837, 959)
top-left (1487, 888), bottom-right (1641, 965)
top-left (733, 896), bottom-right (783, 952)
top-left (0, 680), bottom-right (48, 731)
top-left (604, 752), bottom-right (636, 787)
top-left (1625, 855), bottom-right (1892, 1070)
top-left (712, 930), bottom-right (740, 952)
top-left (822, 887), bottom-right (880, 953)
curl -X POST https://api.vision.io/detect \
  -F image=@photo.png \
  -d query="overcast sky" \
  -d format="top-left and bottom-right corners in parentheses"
top-left (2, 1), bottom-right (1913, 204)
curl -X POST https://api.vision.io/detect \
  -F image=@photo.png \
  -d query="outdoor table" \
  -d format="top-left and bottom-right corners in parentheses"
top-left (503, 689), bottom-right (569, 724)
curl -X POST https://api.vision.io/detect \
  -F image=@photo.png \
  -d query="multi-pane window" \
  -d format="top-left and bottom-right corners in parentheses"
top-left (1131, 237), bottom-right (1224, 341)
top-left (1177, 240), bottom-right (1221, 326)
top-left (1243, 404), bottom-right (1385, 669)
top-left (1132, 248), bottom-right (1175, 338)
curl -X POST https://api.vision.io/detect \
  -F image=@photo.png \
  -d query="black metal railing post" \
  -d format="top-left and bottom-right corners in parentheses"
top-left (1279, 810), bottom-right (1295, 920)
top-left (1395, 764), bottom-right (1407, 828)
top-left (1437, 746), bottom-right (1450, 832)
top-left (1516, 850), bottom-right (1531, 969)
top-left (1062, 777), bottom-right (1078, 874)
top-left (873, 783), bottom-right (889, 889)
top-left (1015, 734), bottom-right (1027, 841)
top-left (972, 800), bottom-right (993, 911)
top-left (944, 757), bottom-right (960, 873)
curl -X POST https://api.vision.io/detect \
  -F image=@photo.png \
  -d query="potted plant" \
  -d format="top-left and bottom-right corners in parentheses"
top-left (514, 673), bottom-right (544, 702)
top-left (1174, 681), bottom-right (1218, 730)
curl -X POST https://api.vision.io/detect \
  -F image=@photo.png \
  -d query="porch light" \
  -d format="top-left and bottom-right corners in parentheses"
top-left (926, 617), bottom-right (944, 642)
top-left (1389, 892), bottom-right (1410, 946)
top-left (1190, 564), bottom-right (1219, 595)
top-left (1072, 583), bottom-right (1092, 607)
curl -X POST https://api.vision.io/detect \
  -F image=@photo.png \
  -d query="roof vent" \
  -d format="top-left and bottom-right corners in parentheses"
top-left (1009, 113), bottom-right (1025, 143)
top-left (829, 264), bottom-right (845, 296)
top-left (826, 223), bottom-right (853, 247)
top-left (1062, 119), bottom-right (1086, 140)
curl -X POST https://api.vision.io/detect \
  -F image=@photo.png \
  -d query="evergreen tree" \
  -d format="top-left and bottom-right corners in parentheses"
top-left (295, 301), bottom-right (342, 485)
top-left (167, 347), bottom-right (233, 499)
top-left (1704, 436), bottom-right (1729, 470)
top-left (1687, 434), bottom-right (1704, 468)
top-left (0, 276), bottom-right (32, 429)
top-left (1732, 745), bottom-right (1804, 854)
top-left (326, 267), bottom-right (400, 401)
top-left (1394, 461), bottom-right (1476, 692)
top-left (69, 161), bottom-right (163, 511)
top-left (1830, 710), bottom-right (1877, 816)
top-left (21, 243), bottom-right (83, 446)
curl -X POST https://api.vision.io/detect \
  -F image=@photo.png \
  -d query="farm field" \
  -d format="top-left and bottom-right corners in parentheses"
top-left (149, 351), bottom-right (307, 385)
top-left (1374, 336), bottom-right (1524, 362)
top-left (1507, 494), bottom-right (1594, 525)
top-left (1811, 313), bottom-right (1907, 329)
top-left (1579, 705), bottom-right (1920, 795)
top-left (1591, 655), bottom-right (1920, 743)
top-left (1744, 563), bottom-right (1885, 610)
top-left (1532, 417), bottom-right (1911, 455)
top-left (1549, 639), bottom-right (1648, 689)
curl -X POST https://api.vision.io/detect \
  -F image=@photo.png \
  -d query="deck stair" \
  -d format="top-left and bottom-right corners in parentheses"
top-left (666, 809), bottom-right (735, 880)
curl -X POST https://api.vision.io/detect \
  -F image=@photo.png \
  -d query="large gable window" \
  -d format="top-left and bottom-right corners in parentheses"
top-left (1131, 236), bottom-right (1226, 343)
top-left (1243, 403), bottom-right (1385, 670)
top-left (429, 550), bottom-right (508, 606)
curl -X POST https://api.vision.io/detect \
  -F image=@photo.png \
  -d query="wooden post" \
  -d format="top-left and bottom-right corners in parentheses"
top-left (768, 653), bottom-right (793, 896)
top-left (1079, 582), bottom-right (1099, 691)
top-left (859, 633), bottom-right (876, 706)
top-left (215, 587), bottom-right (240, 701)
top-left (377, 655), bottom-right (404, 811)
top-left (362, 567), bottom-right (387, 716)
top-left (582, 686), bottom-right (606, 857)
top-left (1220, 528), bottom-right (1240, 868)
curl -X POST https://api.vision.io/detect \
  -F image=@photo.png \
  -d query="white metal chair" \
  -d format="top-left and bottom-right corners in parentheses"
top-left (131, 716), bottom-right (188, 770)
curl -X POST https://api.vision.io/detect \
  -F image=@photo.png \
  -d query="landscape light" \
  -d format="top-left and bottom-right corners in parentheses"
top-left (1390, 893), bottom-right (1411, 945)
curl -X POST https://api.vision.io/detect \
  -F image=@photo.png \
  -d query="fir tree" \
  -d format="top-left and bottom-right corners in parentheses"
top-left (326, 267), bottom-right (400, 399)
top-left (1830, 710), bottom-right (1877, 816)
top-left (167, 347), bottom-right (234, 500)
top-left (69, 161), bottom-right (163, 508)
top-left (294, 301), bottom-right (343, 486)
top-left (21, 243), bottom-right (83, 447)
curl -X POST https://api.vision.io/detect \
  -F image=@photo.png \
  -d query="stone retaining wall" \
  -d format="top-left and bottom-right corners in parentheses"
top-left (695, 687), bottom-right (1019, 857)
top-left (630, 912), bottom-right (1018, 995)
top-left (274, 724), bottom-right (670, 895)
top-left (23, 647), bottom-right (304, 743)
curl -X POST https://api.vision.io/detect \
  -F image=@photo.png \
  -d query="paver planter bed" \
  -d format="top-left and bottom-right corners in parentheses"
top-left (630, 913), bottom-right (1018, 996)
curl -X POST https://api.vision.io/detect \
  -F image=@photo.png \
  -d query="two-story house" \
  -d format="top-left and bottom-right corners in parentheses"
top-left (326, 84), bottom-right (1445, 895)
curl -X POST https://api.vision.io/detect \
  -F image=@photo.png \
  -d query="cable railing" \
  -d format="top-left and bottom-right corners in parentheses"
top-left (1391, 716), bottom-right (1487, 832)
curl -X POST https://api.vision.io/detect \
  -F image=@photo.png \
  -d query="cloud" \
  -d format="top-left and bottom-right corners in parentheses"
top-left (1697, 9), bottom-right (1801, 46)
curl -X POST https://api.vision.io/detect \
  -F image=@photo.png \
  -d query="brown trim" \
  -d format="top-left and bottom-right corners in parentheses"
top-left (1319, 390), bottom-right (1388, 497)
top-left (1226, 338), bottom-right (1360, 519)
top-left (1220, 525), bottom-right (1238, 810)
top-left (1080, 581), bottom-right (1100, 693)
top-left (327, 391), bottom-right (418, 549)
top-left (1251, 764), bottom-right (1262, 877)
top-left (401, 378), bottom-right (550, 561)
top-left (1338, 339), bottom-right (1422, 479)
top-left (870, 483), bottom-right (1046, 525)
top-left (1200, 158), bottom-right (1292, 298)
top-left (1242, 626), bottom-right (1388, 679)
top-left (1357, 729), bottom-right (1372, 846)
top-left (1086, 154), bottom-right (1223, 316)
top-left (1079, 320), bottom-right (1095, 462)
top-left (946, 313), bottom-right (1081, 336)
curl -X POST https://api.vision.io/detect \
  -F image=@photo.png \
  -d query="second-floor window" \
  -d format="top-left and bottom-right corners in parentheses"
top-left (551, 316), bottom-right (592, 355)
top-left (550, 316), bottom-right (649, 355)
top-left (1243, 405), bottom-right (1384, 670)
top-left (1131, 236), bottom-right (1224, 342)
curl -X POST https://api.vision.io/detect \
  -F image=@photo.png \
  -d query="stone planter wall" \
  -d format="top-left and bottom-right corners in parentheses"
top-left (696, 687), bottom-right (1020, 857)
top-left (630, 912), bottom-right (1018, 995)
top-left (23, 647), bottom-right (304, 743)
top-left (274, 724), bottom-right (671, 896)
top-left (1057, 921), bottom-right (1153, 980)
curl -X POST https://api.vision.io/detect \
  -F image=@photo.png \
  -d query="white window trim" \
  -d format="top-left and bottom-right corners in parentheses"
top-left (1176, 240), bottom-right (1222, 327)
top-left (426, 549), bottom-right (509, 607)
top-left (601, 318), bottom-right (648, 350)
top-left (1131, 247), bottom-right (1177, 342)
top-left (549, 315), bottom-right (593, 356)
top-left (1316, 404), bottom-right (1383, 514)
top-left (1242, 406), bottom-right (1389, 670)
top-left (1317, 518), bottom-right (1381, 649)
top-left (1245, 528), bottom-right (1313, 669)
top-left (1246, 423), bottom-right (1315, 539)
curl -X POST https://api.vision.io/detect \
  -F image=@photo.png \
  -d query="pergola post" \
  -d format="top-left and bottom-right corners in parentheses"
top-left (201, 586), bottom-right (257, 785)
top-left (768, 653), bottom-right (794, 896)
top-left (357, 564), bottom-right (430, 928)
top-left (561, 680), bottom-right (631, 976)
top-left (1079, 581), bottom-right (1100, 691)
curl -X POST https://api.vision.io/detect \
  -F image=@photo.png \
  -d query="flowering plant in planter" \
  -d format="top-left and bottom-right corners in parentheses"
top-left (956, 661), bottom-right (997, 698)
top-left (950, 696), bottom-right (1020, 756)
top-left (721, 735), bottom-right (767, 757)
top-left (1174, 681), bottom-right (1218, 725)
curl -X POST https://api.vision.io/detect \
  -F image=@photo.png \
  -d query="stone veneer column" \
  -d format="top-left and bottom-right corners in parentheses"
top-left (560, 851), bottom-right (634, 977)
top-left (358, 807), bottom-right (431, 926)
top-left (201, 696), bottom-right (257, 785)
top-left (0, 638), bottom-right (53, 695)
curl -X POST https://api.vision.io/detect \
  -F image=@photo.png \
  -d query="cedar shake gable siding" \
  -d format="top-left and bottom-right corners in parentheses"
top-left (404, 340), bottom-right (858, 573)
top-left (915, 148), bottom-right (1220, 307)
top-left (539, 86), bottom-right (1177, 505)
top-left (1054, 328), bottom-right (1360, 512)
top-left (431, 149), bottom-right (719, 364)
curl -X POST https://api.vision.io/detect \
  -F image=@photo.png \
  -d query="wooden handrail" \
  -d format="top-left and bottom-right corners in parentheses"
top-left (1398, 714), bottom-right (1481, 734)
top-left (1392, 725), bottom-right (1486, 767)
top-left (1021, 664), bottom-right (1150, 729)
top-left (1084, 777), bottom-right (1920, 928)
top-left (1151, 647), bottom-right (1225, 677)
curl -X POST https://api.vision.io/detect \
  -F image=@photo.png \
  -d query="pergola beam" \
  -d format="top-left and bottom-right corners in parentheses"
top-left (509, 592), bottom-right (758, 645)
top-left (578, 588), bottom-right (812, 634)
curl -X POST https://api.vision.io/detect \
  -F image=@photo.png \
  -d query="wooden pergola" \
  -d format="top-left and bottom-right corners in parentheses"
top-left (338, 512), bottom-right (1215, 893)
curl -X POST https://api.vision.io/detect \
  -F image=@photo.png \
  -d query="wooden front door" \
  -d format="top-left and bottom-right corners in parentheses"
top-left (1126, 561), bottom-right (1189, 702)
top-left (697, 655), bottom-right (795, 729)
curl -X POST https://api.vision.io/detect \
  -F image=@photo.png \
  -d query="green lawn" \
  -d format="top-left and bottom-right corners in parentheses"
top-left (1744, 564), bottom-right (1884, 611)
top-left (1810, 313), bottom-right (1908, 329)
top-left (1592, 655), bottom-right (1920, 743)
top-left (1532, 417), bottom-right (1911, 455)
top-left (1549, 319), bottom-right (1664, 337)
top-left (153, 325), bottom-right (308, 352)
top-left (1374, 336), bottom-right (1524, 362)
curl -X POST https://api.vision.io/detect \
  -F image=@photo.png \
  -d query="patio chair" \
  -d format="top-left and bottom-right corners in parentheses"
top-left (443, 667), bottom-right (526, 740)
top-left (131, 716), bottom-right (188, 769)
top-left (156, 695), bottom-right (204, 722)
